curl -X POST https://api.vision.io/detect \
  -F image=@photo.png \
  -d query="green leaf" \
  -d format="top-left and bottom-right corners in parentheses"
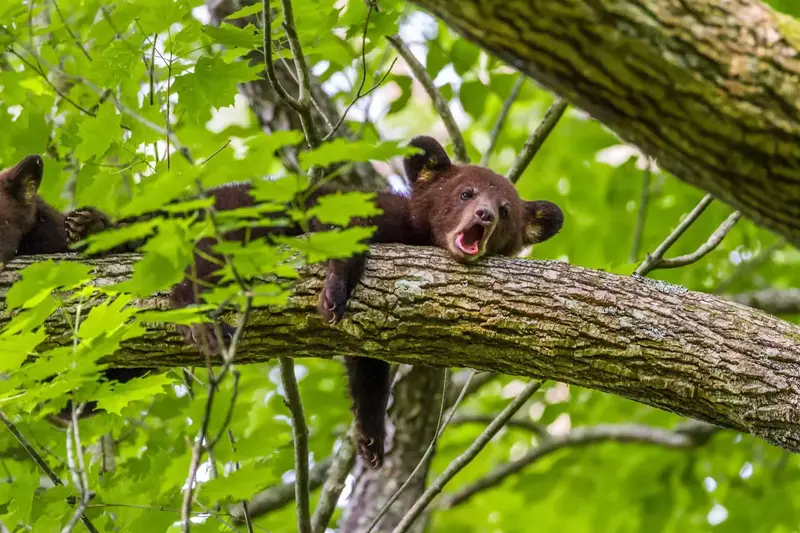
top-left (460, 80), bottom-right (489, 121)
top-left (94, 373), bottom-right (174, 416)
top-left (227, 3), bottom-right (264, 18)
top-left (426, 41), bottom-right (449, 79)
top-left (299, 138), bottom-right (416, 168)
top-left (200, 461), bottom-right (277, 502)
top-left (281, 226), bottom-right (375, 263)
top-left (204, 23), bottom-right (261, 50)
top-left (0, 329), bottom-right (45, 372)
top-left (75, 102), bottom-right (122, 161)
top-left (90, 41), bottom-right (140, 87)
top-left (251, 174), bottom-right (310, 204)
top-left (172, 56), bottom-right (262, 121)
top-left (5, 261), bottom-right (93, 310)
top-left (307, 191), bottom-right (382, 226)
top-left (451, 40), bottom-right (480, 75)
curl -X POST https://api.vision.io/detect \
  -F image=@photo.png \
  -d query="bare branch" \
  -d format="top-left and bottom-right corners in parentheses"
top-left (507, 97), bottom-right (568, 184)
top-left (390, 379), bottom-right (545, 533)
top-left (481, 74), bottom-right (525, 166)
top-left (279, 357), bottom-right (312, 533)
top-left (446, 371), bottom-right (495, 408)
top-left (386, 34), bottom-right (468, 163)
top-left (440, 422), bottom-right (720, 509)
top-left (52, 0), bottom-right (92, 61)
top-left (656, 211), bottom-right (742, 269)
top-left (634, 194), bottom-right (714, 276)
top-left (449, 415), bottom-right (546, 436)
top-left (310, 424), bottom-right (357, 533)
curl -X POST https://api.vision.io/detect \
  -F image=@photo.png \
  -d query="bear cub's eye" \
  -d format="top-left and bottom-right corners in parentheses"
top-left (499, 205), bottom-right (509, 219)
top-left (460, 189), bottom-right (474, 201)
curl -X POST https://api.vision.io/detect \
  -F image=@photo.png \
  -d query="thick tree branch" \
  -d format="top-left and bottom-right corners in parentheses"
top-left (409, 0), bottom-right (800, 247)
top-left (3, 246), bottom-right (800, 454)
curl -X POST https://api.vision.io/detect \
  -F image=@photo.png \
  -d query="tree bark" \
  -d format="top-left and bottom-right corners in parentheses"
top-left (3, 247), bottom-right (800, 454)
top-left (409, 0), bottom-right (800, 247)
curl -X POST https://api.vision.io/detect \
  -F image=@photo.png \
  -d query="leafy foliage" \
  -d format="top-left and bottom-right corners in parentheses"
top-left (0, 0), bottom-right (798, 532)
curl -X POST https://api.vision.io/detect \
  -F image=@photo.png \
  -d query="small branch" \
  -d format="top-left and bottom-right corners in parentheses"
top-left (63, 405), bottom-right (93, 533)
top-left (391, 379), bottom-right (545, 533)
top-left (52, 0), bottom-right (92, 61)
top-left (449, 414), bottom-right (547, 437)
top-left (386, 34), bottom-right (469, 163)
top-left (507, 96), bottom-right (568, 184)
top-left (481, 74), bottom-right (525, 166)
top-left (726, 288), bottom-right (800, 315)
top-left (279, 357), bottom-right (312, 533)
top-left (440, 421), bottom-right (720, 509)
top-left (446, 371), bottom-right (495, 408)
top-left (630, 160), bottom-right (653, 263)
top-left (310, 424), bottom-right (357, 533)
top-left (634, 194), bottom-right (714, 276)
top-left (0, 411), bottom-right (63, 487)
top-left (261, 0), bottom-right (302, 111)
top-left (228, 430), bottom-right (255, 533)
top-left (656, 211), bottom-right (742, 269)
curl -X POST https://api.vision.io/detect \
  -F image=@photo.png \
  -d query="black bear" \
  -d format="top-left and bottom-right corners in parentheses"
top-left (169, 135), bottom-right (564, 468)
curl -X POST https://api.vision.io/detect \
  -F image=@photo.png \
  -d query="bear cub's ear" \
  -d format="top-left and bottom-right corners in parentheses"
top-left (0, 155), bottom-right (43, 205)
top-left (403, 136), bottom-right (452, 184)
top-left (522, 200), bottom-right (564, 245)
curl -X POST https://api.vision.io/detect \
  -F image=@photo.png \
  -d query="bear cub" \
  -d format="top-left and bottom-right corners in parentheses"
top-left (170, 135), bottom-right (564, 468)
top-left (0, 153), bottom-right (116, 265)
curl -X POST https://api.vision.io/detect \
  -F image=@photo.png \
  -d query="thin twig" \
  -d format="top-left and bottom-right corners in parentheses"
top-left (323, 2), bottom-right (397, 141)
top-left (63, 405), bottom-right (92, 533)
top-left (0, 411), bottom-right (63, 486)
top-left (449, 414), bottom-right (547, 437)
top-left (630, 160), bottom-right (652, 263)
top-left (228, 430), bottom-right (255, 533)
top-left (634, 194), bottom-right (714, 276)
top-left (279, 357), bottom-right (312, 533)
top-left (390, 379), bottom-right (545, 533)
top-left (386, 34), bottom-right (468, 163)
top-left (481, 74), bottom-right (525, 166)
top-left (656, 211), bottom-right (741, 269)
top-left (52, 0), bottom-right (92, 61)
top-left (440, 422), bottom-right (719, 509)
top-left (310, 423), bottom-right (357, 533)
top-left (507, 97), bottom-right (568, 184)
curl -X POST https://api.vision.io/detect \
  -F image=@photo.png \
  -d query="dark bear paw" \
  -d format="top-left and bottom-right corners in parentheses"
top-left (358, 432), bottom-right (385, 470)
top-left (177, 322), bottom-right (236, 356)
top-left (318, 276), bottom-right (349, 325)
top-left (65, 207), bottom-right (112, 248)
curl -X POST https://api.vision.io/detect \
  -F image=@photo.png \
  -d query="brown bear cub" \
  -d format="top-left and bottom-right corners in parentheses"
top-left (170, 136), bottom-right (564, 468)
top-left (0, 153), bottom-right (116, 265)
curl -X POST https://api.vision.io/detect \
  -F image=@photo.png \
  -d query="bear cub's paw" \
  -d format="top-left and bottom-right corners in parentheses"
top-left (65, 207), bottom-right (111, 248)
top-left (318, 274), bottom-right (349, 325)
top-left (176, 322), bottom-right (237, 356)
top-left (358, 432), bottom-right (385, 470)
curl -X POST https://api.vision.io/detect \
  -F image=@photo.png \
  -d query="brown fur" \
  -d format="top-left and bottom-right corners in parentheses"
top-left (166, 136), bottom-right (563, 469)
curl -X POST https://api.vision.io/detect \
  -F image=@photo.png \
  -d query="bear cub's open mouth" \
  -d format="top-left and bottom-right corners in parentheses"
top-left (455, 223), bottom-right (486, 256)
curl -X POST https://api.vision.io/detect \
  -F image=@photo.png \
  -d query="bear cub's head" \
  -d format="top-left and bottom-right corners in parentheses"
top-left (0, 155), bottom-right (44, 264)
top-left (404, 136), bottom-right (563, 263)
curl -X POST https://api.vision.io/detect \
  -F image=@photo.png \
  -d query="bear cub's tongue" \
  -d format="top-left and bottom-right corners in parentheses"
top-left (455, 224), bottom-right (484, 255)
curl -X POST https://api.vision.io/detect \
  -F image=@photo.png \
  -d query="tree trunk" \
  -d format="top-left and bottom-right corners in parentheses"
top-left (410, 0), bottom-right (800, 247)
top-left (3, 247), bottom-right (800, 454)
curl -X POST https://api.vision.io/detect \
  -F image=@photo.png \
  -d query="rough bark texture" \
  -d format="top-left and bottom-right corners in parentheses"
top-left (409, 0), bottom-right (800, 247)
top-left (3, 247), bottom-right (800, 454)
